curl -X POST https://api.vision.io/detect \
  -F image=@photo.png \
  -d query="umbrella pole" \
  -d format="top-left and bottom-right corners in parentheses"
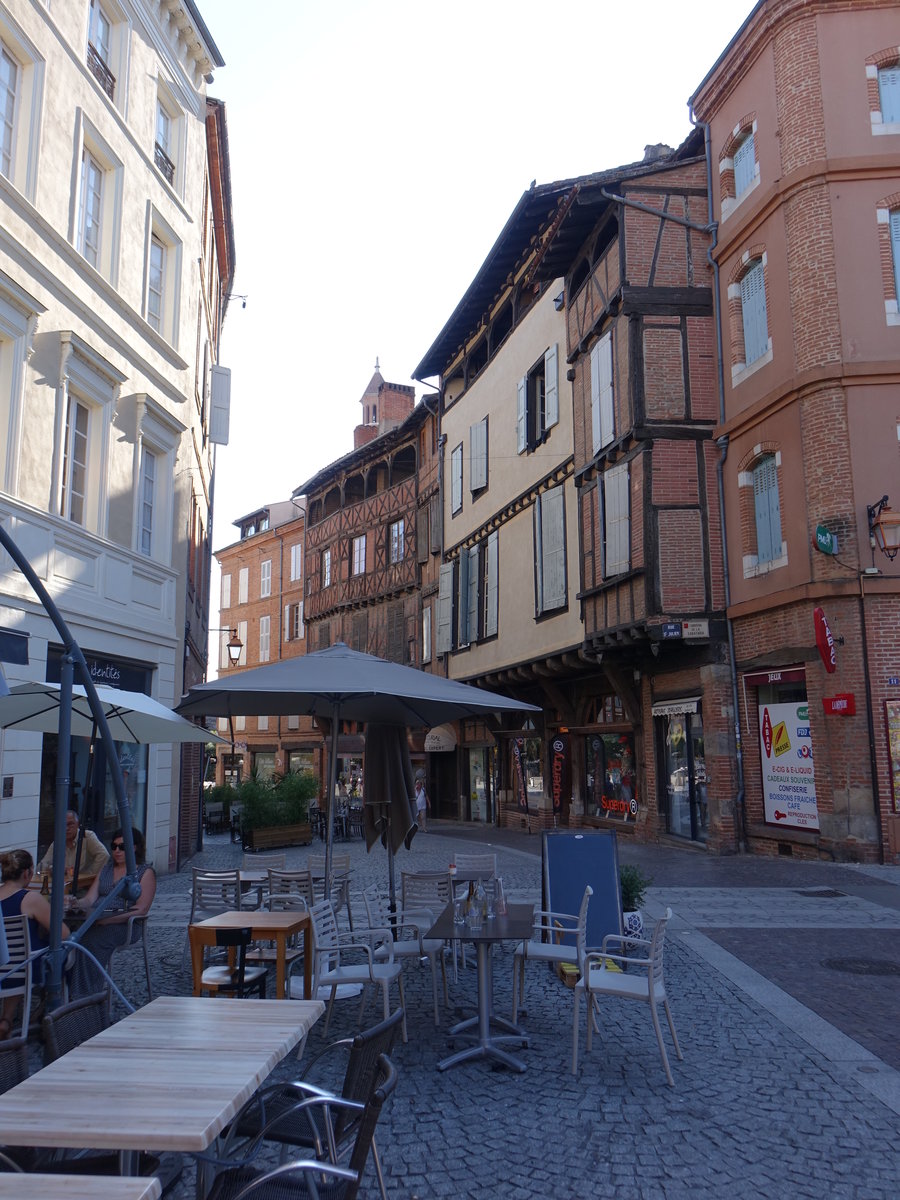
top-left (46, 655), bottom-right (74, 1008)
top-left (323, 700), bottom-right (341, 899)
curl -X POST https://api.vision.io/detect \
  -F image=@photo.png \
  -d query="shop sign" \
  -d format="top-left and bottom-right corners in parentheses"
top-left (681, 619), bottom-right (709, 639)
top-left (823, 694), bottom-right (855, 716)
top-left (813, 607), bottom-right (837, 674)
top-left (424, 723), bottom-right (457, 752)
top-left (759, 702), bottom-right (819, 830)
top-left (512, 737), bottom-right (529, 813)
top-left (814, 525), bottom-right (838, 555)
top-left (651, 697), bottom-right (700, 717)
top-left (549, 735), bottom-right (568, 814)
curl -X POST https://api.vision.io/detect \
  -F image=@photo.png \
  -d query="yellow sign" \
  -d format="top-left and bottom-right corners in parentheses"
top-left (772, 721), bottom-right (791, 757)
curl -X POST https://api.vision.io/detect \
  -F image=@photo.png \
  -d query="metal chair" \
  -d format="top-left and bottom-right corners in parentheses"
top-left (400, 869), bottom-right (462, 978)
top-left (0, 915), bottom-right (33, 1038)
top-left (199, 927), bottom-right (268, 999)
top-left (42, 989), bottom-right (111, 1064)
top-left (362, 886), bottom-right (447, 1026)
top-left (453, 852), bottom-right (498, 878)
top-left (226, 1009), bottom-right (403, 1200)
top-left (183, 868), bottom-right (249, 968)
top-left (307, 854), bottom-right (353, 929)
top-left (572, 906), bottom-right (683, 1086)
top-left (107, 913), bottom-right (153, 1004)
top-left (204, 1053), bottom-right (398, 1200)
top-left (512, 884), bottom-right (592, 1023)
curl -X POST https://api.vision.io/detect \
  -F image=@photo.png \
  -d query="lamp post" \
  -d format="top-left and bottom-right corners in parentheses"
top-left (210, 627), bottom-right (243, 668)
top-left (866, 496), bottom-right (900, 562)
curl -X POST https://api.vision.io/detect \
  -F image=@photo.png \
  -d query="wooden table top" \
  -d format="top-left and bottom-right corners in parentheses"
top-left (192, 910), bottom-right (308, 934)
top-left (0, 1176), bottom-right (161, 1199)
top-left (0, 995), bottom-right (324, 1153)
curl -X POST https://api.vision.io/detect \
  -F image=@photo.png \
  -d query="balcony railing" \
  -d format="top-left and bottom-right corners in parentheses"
top-left (87, 43), bottom-right (115, 101)
top-left (154, 142), bottom-right (175, 185)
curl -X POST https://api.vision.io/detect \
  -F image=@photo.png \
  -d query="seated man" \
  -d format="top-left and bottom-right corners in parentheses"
top-left (38, 809), bottom-right (109, 879)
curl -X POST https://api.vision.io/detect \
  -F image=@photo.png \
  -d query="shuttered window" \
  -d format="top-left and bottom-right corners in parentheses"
top-left (484, 530), bottom-right (498, 638)
top-left (260, 559), bottom-right (271, 598)
top-left (516, 376), bottom-right (527, 454)
top-left (752, 455), bottom-right (781, 564)
top-left (430, 493), bottom-right (441, 553)
top-left (467, 545), bottom-right (480, 644)
top-left (603, 463), bottom-right (630, 577)
top-left (436, 562), bottom-right (454, 654)
top-left (457, 551), bottom-right (469, 647)
top-left (590, 331), bottom-right (614, 454)
top-left (422, 605), bottom-right (432, 664)
top-left (470, 417), bottom-right (488, 491)
top-left (733, 131), bottom-right (755, 197)
top-left (741, 260), bottom-right (768, 366)
top-left (891, 210), bottom-right (900, 305)
top-left (416, 505), bottom-right (429, 564)
top-left (879, 66), bottom-right (900, 124)
top-left (534, 485), bottom-right (566, 615)
top-left (544, 344), bottom-right (558, 429)
top-left (451, 444), bottom-right (463, 514)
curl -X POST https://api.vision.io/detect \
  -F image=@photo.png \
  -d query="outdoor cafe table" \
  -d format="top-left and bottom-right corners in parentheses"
top-left (190, 909), bottom-right (312, 999)
top-left (0, 1175), bottom-right (161, 1199)
top-left (427, 902), bottom-right (534, 1073)
top-left (0, 996), bottom-right (324, 1172)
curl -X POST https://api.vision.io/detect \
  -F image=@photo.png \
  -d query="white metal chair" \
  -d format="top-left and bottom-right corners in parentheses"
top-left (572, 906), bottom-right (683, 1086)
top-left (245, 869), bottom-right (310, 972)
top-left (453, 852), bottom-right (498, 878)
top-left (107, 913), bottom-right (153, 1003)
top-left (511, 884), bottom-right (592, 1023)
top-left (362, 886), bottom-right (447, 1026)
top-left (308, 853), bottom-right (353, 928)
top-left (400, 869), bottom-right (461, 978)
top-left (0, 916), bottom-right (33, 1038)
top-left (183, 868), bottom-right (249, 968)
top-left (307, 900), bottom-right (406, 1043)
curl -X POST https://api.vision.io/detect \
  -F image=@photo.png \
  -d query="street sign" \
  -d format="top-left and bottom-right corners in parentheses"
top-left (815, 525), bottom-right (838, 555)
top-left (682, 619), bottom-right (709, 639)
top-left (661, 623), bottom-right (682, 639)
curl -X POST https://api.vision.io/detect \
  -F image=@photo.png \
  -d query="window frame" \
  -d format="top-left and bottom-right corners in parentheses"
top-left (144, 209), bottom-right (182, 345)
top-left (352, 533), bottom-right (366, 576)
top-left (86, 0), bottom-right (129, 112)
top-left (389, 519), bottom-right (405, 565)
top-left (752, 454), bottom-right (782, 567)
top-left (740, 258), bottom-right (769, 368)
top-left (533, 485), bottom-right (567, 616)
top-left (517, 344), bottom-right (559, 455)
top-left (322, 548), bottom-right (332, 588)
top-left (590, 331), bottom-right (614, 455)
top-left (0, 19), bottom-right (44, 201)
top-left (602, 462), bottom-right (630, 578)
top-left (71, 114), bottom-right (123, 286)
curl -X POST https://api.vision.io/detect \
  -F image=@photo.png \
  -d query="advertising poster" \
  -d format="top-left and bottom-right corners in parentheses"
top-left (549, 735), bottom-right (568, 814)
top-left (759, 701), bottom-right (819, 829)
top-left (885, 701), bottom-right (900, 813)
top-left (512, 737), bottom-right (528, 812)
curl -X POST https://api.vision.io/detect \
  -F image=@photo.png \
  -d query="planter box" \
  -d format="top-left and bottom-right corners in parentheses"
top-left (242, 822), bottom-right (312, 851)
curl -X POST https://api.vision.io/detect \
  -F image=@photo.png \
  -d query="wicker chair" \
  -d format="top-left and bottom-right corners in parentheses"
top-left (42, 989), bottom-right (111, 1065)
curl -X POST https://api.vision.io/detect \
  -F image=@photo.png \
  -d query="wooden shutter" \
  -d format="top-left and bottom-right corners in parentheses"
top-left (604, 464), bottom-right (630, 576)
top-left (740, 261), bottom-right (768, 365)
top-left (430, 493), bottom-right (441, 553)
top-left (470, 418), bottom-right (487, 491)
top-left (892, 209), bottom-right (900, 301)
top-left (436, 562), bottom-right (454, 654)
top-left (457, 551), bottom-right (469, 647)
top-left (284, 604), bottom-right (291, 642)
top-left (387, 602), bottom-right (404, 663)
top-left (209, 366), bottom-right (231, 445)
top-left (733, 131), bottom-right (755, 196)
top-left (484, 530), bottom-right (498, 638)
top-left (880, 66), bottom-right (900, 123)
top-left (753, 455), bottom-right (781, 563)
top-left (516, 377), bottom-right (527, 453)
top-left (544, 344), bottom-right (559, 430)
top-left (540, 485), bottom-right (566, 611)
top-left (467, 544), bottom-right (480, 643)
top-left (590, 342), bottom-right (601, 454)
top-left (533, 494), bottom-right (544, 614)
top-left (598, 332), bottom-right (614, 447)
top-left (451, 445), bottom-right (463, 514)
top-left (416, 505), bottom-right (429, 564)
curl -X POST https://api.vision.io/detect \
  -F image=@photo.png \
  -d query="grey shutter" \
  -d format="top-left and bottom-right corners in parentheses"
top-left (741, 261), bottom-right (768, 365)
top-left (470, 419), bottom-right (487, 491)
top-left (891, 209), bottom-right (900, 301)
top-left (544, 344), bottom-right (558, 430)
top-left (590, 342), bottom-right (601, 455)
top-left (733, 131), bottom-right (755, 196)
top-left (516, 377), bottom-right (527, 454)
top-left (457, 552), bottom-right (469, 647)
top-left (430, 493), bottom-right (442, 553)
top-left (451, 445), bottom-right (463, 513)
top-left (284, 604), bottom-right (291, 642)
top-left (604, 464), bottom-right (630, 576)
top-left (485, 530), bottom-right (498, 638)
top-left (598, 332), bottom-right (614, 447)
top-left (209, 366), bottom-right (231, 445)
top-left (467, 544), bottom-right (480, 642)
top-left (416, 505), bottom-right (429, 564)
top-left (753, 456), bottom-right (780, 563)
top-left (880, 66), bottom-right (900, 124)
top-left (436, 562), bottom-right (454, 653)
top-left (533, 494), bottom-right (544, 614)
top-left (540, 485), bottom-right (566, 611)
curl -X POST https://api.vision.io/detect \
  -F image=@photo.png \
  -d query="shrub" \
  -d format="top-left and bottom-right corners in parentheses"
top-left (619, 864), bottom-right (652, 911)
top-left (237, 771), bottom-right (317, 830)
top-left (205, 783), bottom-right (238, 815)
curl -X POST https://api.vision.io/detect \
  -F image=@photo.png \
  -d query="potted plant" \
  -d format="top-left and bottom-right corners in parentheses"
top-left (619, 863), bottom-right (652, 948)
top-left (239, 771), bottom-right (317, 851)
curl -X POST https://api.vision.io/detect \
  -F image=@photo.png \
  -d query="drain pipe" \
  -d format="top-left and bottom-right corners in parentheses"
top-left (690, 102), bottom-right (747, 852)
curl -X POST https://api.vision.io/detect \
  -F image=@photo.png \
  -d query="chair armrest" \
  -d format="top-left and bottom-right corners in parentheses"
top-left (601, 932), bottom-right (650, 953)
top-left (585, 949), bottom-right (650, 972)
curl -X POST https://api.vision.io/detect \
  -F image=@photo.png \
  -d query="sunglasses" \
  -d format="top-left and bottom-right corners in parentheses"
top-left (111, 842), bottom-right (125, 850)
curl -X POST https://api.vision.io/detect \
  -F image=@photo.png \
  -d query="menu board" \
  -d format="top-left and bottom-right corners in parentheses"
top-left (885, 701), bottom-right (900, 812)
top-left (759, 700), bottom-right (819, 830)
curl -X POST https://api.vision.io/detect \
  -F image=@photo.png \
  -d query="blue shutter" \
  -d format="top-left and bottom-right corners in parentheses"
top-left (741, 261), bottom-right (768, 365)
top-left (880, 66), bottom-right (900, 124)
top-left (516, 377), bottom-right (527, 453)
top-left (544, 344), bottom-right (559, 430)
top-left (484, 531), bottom-right (498, 638)
top-left (892, 210), bottom-right (900, 305)
top-left (733, 131), bottom-right (755, 197)
top-left (436, 563), bottom-right (454, 653)
top-left (753, 456), bottom-right (781, 564)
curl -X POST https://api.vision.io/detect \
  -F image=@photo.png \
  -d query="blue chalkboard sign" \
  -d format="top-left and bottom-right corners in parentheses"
top-left (542, 830), bottom-right (622, 950)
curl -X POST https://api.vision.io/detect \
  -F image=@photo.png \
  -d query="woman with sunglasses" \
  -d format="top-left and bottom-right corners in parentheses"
top-left (68, 828), bottom-right (156, 997)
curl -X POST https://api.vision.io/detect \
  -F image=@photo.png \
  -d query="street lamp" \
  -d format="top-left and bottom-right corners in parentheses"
top-left (211, 627), bottom-right (243, 667)
top-left (867, 496), bottom-right (900, 562)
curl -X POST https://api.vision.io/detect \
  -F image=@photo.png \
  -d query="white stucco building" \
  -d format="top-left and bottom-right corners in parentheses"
top-left (0, 0), bottom-right (234, 872)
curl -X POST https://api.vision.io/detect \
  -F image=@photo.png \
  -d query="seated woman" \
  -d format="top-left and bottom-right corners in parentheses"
top-left (0, 848), bottom-right (70, 1037)
top-left (68, 828), bottom-right (156, 997)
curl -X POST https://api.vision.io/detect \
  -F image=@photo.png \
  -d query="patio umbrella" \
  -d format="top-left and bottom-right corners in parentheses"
top-left (177, 641), bottom-right (539, 891)
top-left (363, 723), bottom-right (418, 911)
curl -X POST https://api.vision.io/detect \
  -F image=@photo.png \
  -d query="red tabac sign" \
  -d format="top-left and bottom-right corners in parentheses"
top-left (813, 607), bottom-right (837, 673)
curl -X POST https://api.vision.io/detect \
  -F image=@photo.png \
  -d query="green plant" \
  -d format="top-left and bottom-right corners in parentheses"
top-left (205, 783), bottom-right (238, 815)
top-left (619, 863), bottom-right (652, 911)
top-left (237, 771), bottom-right (317, 830)
top-left (273, 770), bottom-right (317, 824)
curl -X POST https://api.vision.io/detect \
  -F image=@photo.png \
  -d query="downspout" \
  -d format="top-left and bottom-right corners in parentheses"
top-left (690, 102), bottom-right (747, 851)
top-left (414, 380), bottom-right (448, 676)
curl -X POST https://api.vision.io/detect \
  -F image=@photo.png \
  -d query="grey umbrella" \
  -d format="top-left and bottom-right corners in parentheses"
top-left (177, 642), bottom-right (539, 891)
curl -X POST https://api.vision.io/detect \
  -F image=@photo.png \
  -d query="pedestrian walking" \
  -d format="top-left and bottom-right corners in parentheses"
top-left (414, 770), bottom-right (430, 832)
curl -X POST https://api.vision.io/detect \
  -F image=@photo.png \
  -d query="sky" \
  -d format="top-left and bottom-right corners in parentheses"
top-left (202, 0), bottom-right (757, 632)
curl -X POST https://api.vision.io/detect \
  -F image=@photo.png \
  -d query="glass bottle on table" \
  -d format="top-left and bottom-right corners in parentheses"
top-left (474, 877), bottom-right (487, 920)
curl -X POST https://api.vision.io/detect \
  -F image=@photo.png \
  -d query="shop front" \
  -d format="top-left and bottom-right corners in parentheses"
top-left (743, 666), bottom-right (819, 833)
top-left (580, 695), bottom-right (638, 831)
top-left (652, 698), bottom-right (707, 843)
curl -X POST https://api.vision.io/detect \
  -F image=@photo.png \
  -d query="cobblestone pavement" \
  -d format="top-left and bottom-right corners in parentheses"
top-left (100, 824), bottom-right (900, 1198)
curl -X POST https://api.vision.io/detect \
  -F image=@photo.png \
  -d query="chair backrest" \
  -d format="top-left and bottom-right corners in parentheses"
top-left (42, 989), bottom-right (111, 1064)
top-left (191, 869), bottom-right (241, 918)
top-left (345, 1053), bottom-right (398, 1197)
top-left (309, 899), bottom-right (341, 967)
top-left (361, 887), bottom-right (392, 936)
top-left (213, 926), bottom-right (253, 994)
top-left (267, 868), bottom-right (312, 911)
top-left (574, 884), bottom-right (593, 968)
top-left (243, 852), bottom-right (285, 872)
top-left (401, 870), bottom-right (451, 911)
top-left (308, 852), bottom-right (350, 879)
top-left (0, 915), bottom-right (31, 996)
top-left (648, 907), bottom-right (673, 986)
top-left (454, 852), bottom-right (498, 877)
top-left (335, 1008), bottom-right (403, 1145)
top-left (0, 1035), bottom-right (28, 1095)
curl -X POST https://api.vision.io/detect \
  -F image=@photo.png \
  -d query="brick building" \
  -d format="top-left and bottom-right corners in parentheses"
top-left (691, 0), bottom-right (900, 861)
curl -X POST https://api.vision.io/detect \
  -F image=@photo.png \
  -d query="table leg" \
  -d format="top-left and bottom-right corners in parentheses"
top-left (189, 926), bottom-right (205, 997)
top-left (303, 923), bottom-right (312, 999)
top-left (437, 941), bottom-right (529, 1073)
top-left (275, 933), bottom-right (286, 999)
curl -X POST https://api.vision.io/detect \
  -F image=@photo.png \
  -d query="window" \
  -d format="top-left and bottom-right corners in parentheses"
top-left (352, 534), bottom-right (366, 576)
top-left (258, 716), bottom-right (268, 732)
top-left (260, 559), bottom-right (271, 598)
top-left (71, 117), bottom-right (122, 284)
top-left (590, 332), bottom-right (614, 454)
top-left (284, 602), bottom-right (304, 641)
top-left (0, 274), bottom-right (42, 494)
top-left (77, 149), bottom-right (103, 268)
top-left (720, 119), bottom-right (759, 218)
top-left (322, 548), bottom-right (331, 588)
top-left (450, 443), bottom-right (463, 515)
top-left (603, 463), bottom-right (630, 577)
top-left (470, 417), bottom-right (488, 492)
top-left (147, 236), bottom-right (164, 332)
top-left (752, 455), bottom-right (782, 565)
top-left (484, 530), bottom-right (498, 638)
top-left (534, 485), bottom-right (566, 615)
top-left (221, 573), bottom-right (231, 609)
top-left (137, 446), bottom-right (155, 556)
top-left (259, 615), bottom-right (270, 663)
top-left (878, 65), bottom-right (900, 125)
top-left (740, 259), bottom-right (769, 367)
top-left (144, 212), bottom-right (181, 344)
top-left (155, 100), bottom-right (174, 184)
top-left (0, 22), bottom-right (44, 201)
top-left (290, 543), bottom-right (302, 581)
top-left (237, 620), bottom-right (247, 666)
top-left (436, 562), bottom-right (454, 655)
top-left (517, 344), bottom-right (559, 454)
top-left (87, 0), bottom-right (114, 98)
top-left (733, 131), bottom-right (756, 198)
top-left (238, 567), bottom-right (248, 604)
top-left (892, 210), bottom-right (900, 307)
top-left (422, 605), bottom-right (432, 665)
top-left (0, 47), bottom-right (16, 178)
top-left (60, 397), bottom-right (88, 525)
top-left (389, 520), bottom-right (404, 564)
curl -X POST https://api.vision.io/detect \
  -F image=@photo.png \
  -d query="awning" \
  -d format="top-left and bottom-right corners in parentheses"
top-left (743, 666), bottom-right (806, 687)
top-left (651, 696), bottom-right (701, 717)
top-left (424, 723), bottom-right (457, 752)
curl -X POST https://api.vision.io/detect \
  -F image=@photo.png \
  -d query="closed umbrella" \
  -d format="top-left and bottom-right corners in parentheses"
top-left (178, 642), bottom-right (539, 892)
